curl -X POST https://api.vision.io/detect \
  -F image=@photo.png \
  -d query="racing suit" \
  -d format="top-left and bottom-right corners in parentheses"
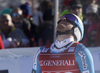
top-left (32, 40), bottom-right (95, 73)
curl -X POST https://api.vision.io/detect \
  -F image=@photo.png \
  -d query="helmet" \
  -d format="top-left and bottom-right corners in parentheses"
top-left (57, 14), bottom-right (84, 42)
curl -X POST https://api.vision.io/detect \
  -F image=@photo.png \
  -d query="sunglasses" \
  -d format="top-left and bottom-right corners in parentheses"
top-left (12, 13), bottom-right (21, 17)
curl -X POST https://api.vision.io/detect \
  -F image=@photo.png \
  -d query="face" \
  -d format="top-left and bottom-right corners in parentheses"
top-left (70, 7), bottom-right (82, 17)
top-left (56, 21), bottom-right (74, 32)
top-left (86, 13), bottom-right (98, 23)
top-left (0, 14), bottom-right (13, 31)
top-left (11, 10), bottom-right (23, 22)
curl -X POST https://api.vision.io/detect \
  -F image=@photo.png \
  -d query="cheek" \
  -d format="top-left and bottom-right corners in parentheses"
top-left (56, 24), bottom-right (65, 30)
top-left (8, 21), bottom-right (13, 26)
top-left (79, 8), bottom-right (82, 12)
top-left (65, 25), bottom-right (73, 30)
top-left (56, 24), bottom-right (73, 32)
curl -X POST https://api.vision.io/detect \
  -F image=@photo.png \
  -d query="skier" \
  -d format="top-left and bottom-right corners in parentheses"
top-left (32, 14), bottom-right (95, 73)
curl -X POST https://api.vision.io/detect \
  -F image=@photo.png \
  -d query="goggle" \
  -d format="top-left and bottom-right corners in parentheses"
top-left (58, 14), bottom-right (77, 26)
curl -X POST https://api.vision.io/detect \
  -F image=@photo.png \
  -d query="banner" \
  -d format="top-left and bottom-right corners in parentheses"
top-left (88, 47), bottom-right (100, 73)
top-left (0, 47), bottom-right (39, 73)
top-left (0, 47), bottom-right (100, 73)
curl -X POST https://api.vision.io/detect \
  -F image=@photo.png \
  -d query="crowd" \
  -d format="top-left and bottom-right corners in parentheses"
top-left (0, 0), bottom-right (54, 49)
top-left (0, 0), bottom-right (100, 49)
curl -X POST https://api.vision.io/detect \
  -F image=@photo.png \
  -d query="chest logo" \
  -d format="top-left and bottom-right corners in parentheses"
top-left (68, 47), bottom-right (75, 52)
top-left (39, 60), bottom-right (75, 66)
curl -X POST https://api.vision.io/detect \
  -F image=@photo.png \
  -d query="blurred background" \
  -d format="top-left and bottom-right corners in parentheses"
top-left (0, 0), bottom-right (100, 48)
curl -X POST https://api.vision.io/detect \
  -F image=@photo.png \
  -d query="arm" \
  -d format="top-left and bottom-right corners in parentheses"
top-left (8, 28), bottom-right (30, 47)
top-left (32, 46), bottom-right (45, 73)
top-left (75, 44), bottom-right (95, 73)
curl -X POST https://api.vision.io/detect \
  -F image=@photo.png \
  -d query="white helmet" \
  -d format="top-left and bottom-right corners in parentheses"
top-left (58, 14), bottom-right (84, 42)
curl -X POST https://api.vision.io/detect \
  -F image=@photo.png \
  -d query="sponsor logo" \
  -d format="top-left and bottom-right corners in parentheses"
top-left (39, 60), bottom-right (75, 66)
top-left (83, 70), bottom-right (89, 73)
top-left (78, 51), bottom-right (88, 70)
top-left (68, 47), bottom-right (75, 52)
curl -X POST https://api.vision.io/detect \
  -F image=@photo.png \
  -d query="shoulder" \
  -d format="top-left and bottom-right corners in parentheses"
top-left (10, 28), bottom-right (27, 37)
top-left (75, 42), bottom-right (87, 52)
top-left (12, 28), bottom-right (22, 32)
top-left (72, 42), bottom-right (86, 49)
top-left (75, 42), bottom-right (89, 55)
top-left (12, 28), bottom-right (24, 34)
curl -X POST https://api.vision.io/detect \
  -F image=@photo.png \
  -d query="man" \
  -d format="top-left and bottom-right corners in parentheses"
top-left (0, 14), bottom-right (29, 48)
top-left (20, 2), bottom-right (38, 47)
top-left (61, 0), bottom-right (83, 20)
top-left (32, 14), bottom-right (95, 73)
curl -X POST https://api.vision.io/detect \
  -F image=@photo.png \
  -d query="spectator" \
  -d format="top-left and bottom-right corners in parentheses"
top-left (96, 22), bottom-right (100, 46)
top-left (39, 0), bottom-right (54, 14)
top-left (35, 0), bottom-right (54, 25)
top-left (82, 0), bottom-right (97, 16)
top-left (31, 1), bottom-right (43, 27)
top-left (11, 7), bottom-right (37, 47)
top-left (11, 8), bottom-right (23, 29)
top-left (82, 4), bottom-right (99, 47)
top-left (0, 14), bottom-right (29, 48)
top-left (0, 8), bottom-right (13, 15)
top-left (37, 8), bottom-right (54, 46)
top-left (33, 0), bottom-right (54, 46)
top-left (20, 2), bottom-right (38, 47)
top-left (82, 0), bottom-right (98, 41)
top-left (61, 0), bottom-right (83, 20)
top-left (96, 0), bottom-right (100, 46)
top-left (19, 2), bottom-right (37, 33)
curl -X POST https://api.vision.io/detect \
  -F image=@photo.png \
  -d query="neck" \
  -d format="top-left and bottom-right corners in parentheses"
top-left (56, 34), bottom-right (74, 41)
